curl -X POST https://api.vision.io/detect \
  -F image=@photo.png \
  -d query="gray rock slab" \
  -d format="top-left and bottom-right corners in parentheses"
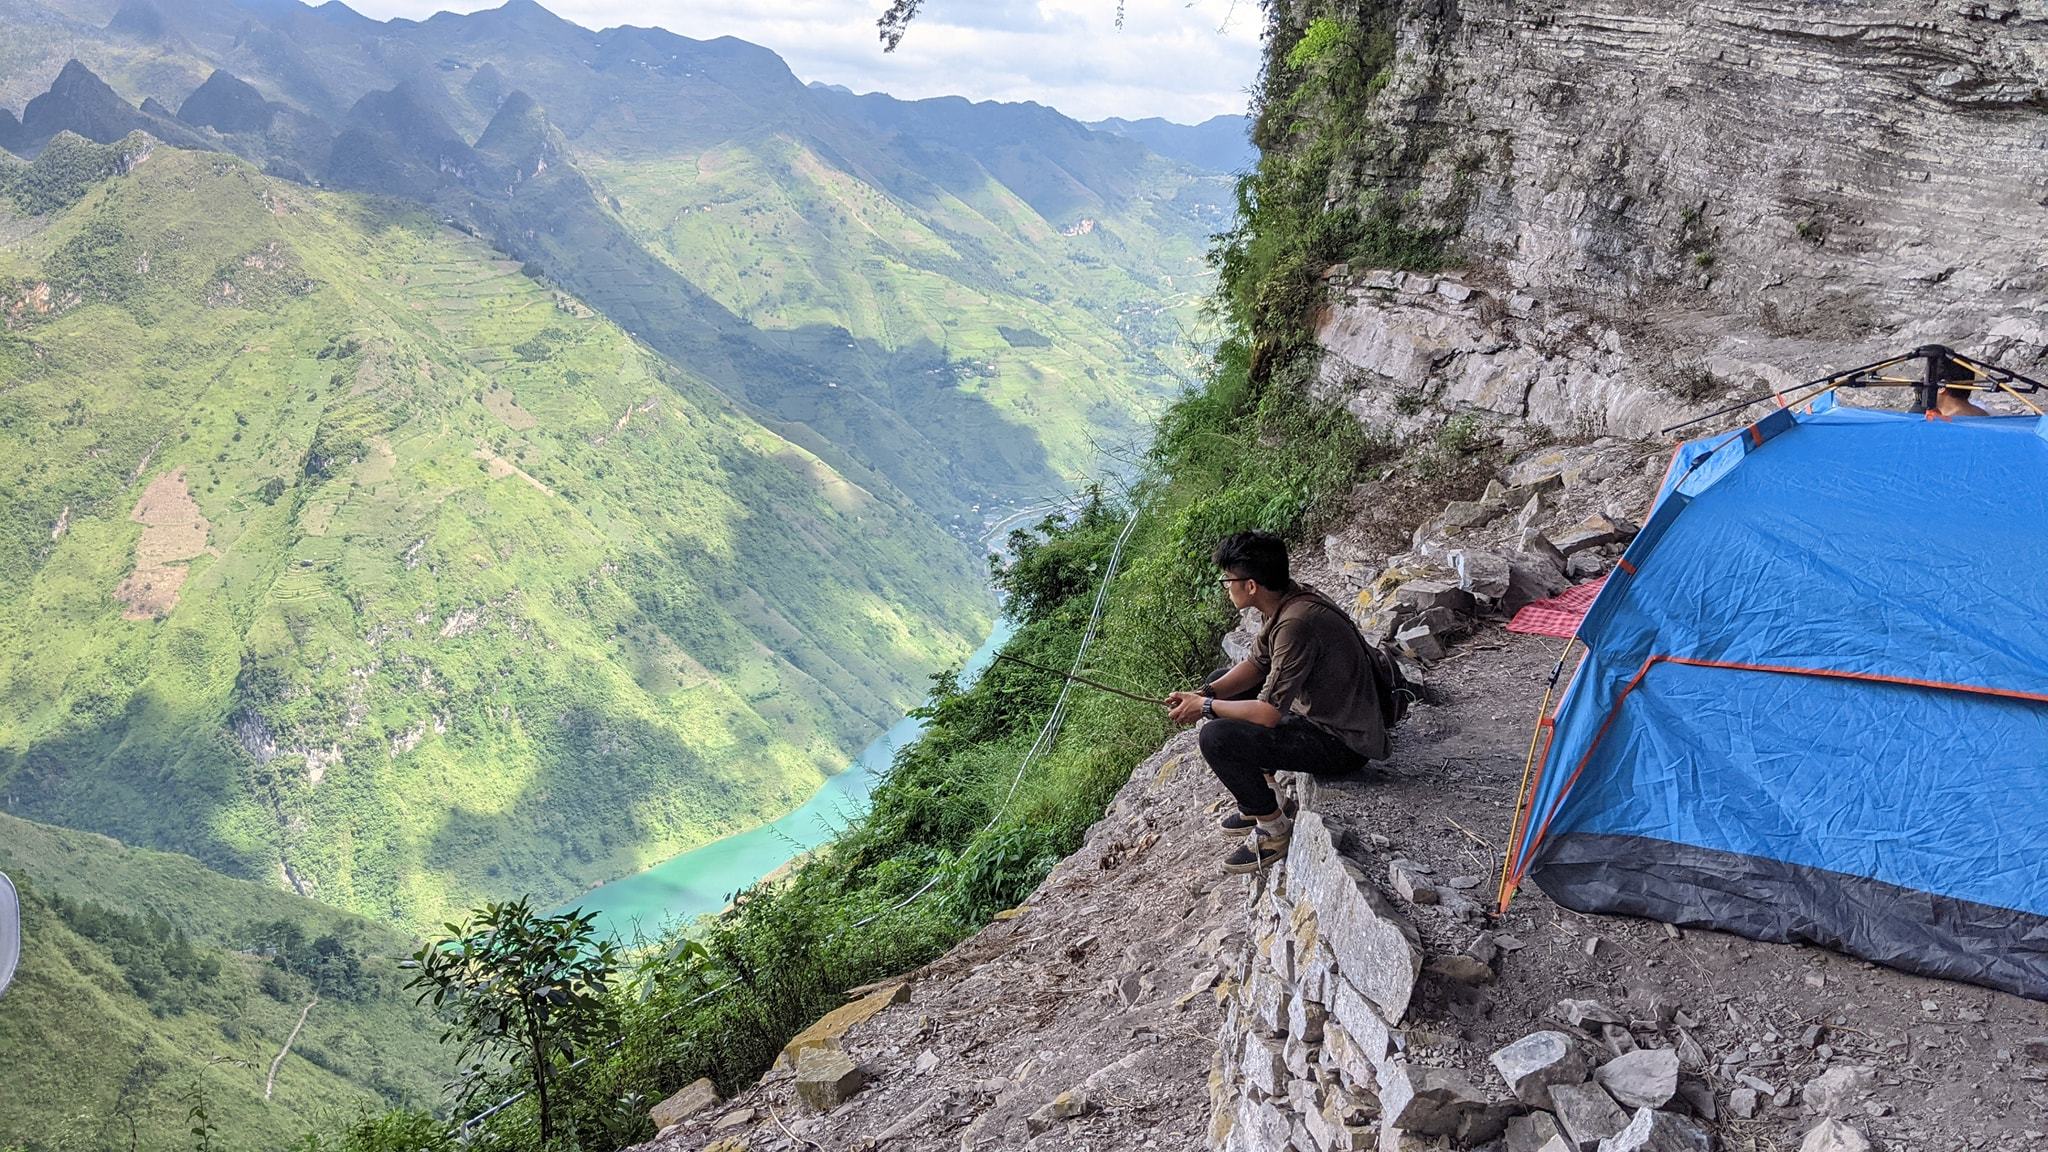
top-left (1594, 1108), bottom-right (1714, 1152)
top-left (1397, 623), bottom-right (1448, 663)
top-left (1550, 1081), bottom-right (1629, 1150)
top-left (1424, 953), bottom-right (1495, 985)
top-left (1799, 1065), bottom-right (1875, 1116)
top-left (793, 1047), bottom-right (866, 1111)
top-left (1241, 1031), bottom-right (1287, 1098)
top-left (649, 1077), bottom-right (719, 1128)
top-left (1389, 858), bottom-right (1440, 905)
top-left (1557, 998), bottom-right (1626, 1027)
top-left (1450, 548), bottom-right (1513, 601)
top-left (1287, 813), bottom-right (1422, 1021)
top-left (1507, 1111), bottom-right (1566, 1152)
top-left (1595, 1048), bottom-right (1679, 1109)
top-left (1227, 1096), bottom-right (1293, 1152)
top-left (1799, 1119), bottom-right (1873, 1152)
top-left (1492, 1030), bottom-right (1590, 1107)
top-left (1506, 553), bottom-right (1571, 612)
top-left (1393, 579), bottom-right (1477, 615)
top-left (1381, 1062), bottom-right (1491, 1137)
top-left (1554, 514), bottom-right (1639, 556)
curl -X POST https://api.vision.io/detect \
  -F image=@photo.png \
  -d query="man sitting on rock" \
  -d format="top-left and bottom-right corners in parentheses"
top-left (1166, 531), bottom-right (1391, 873)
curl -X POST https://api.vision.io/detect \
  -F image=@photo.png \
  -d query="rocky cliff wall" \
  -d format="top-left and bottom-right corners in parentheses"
top-left (1308, 0), bottom-right (2048, 441)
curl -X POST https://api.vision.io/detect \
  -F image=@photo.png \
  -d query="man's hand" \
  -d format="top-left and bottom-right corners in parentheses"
top-left (1165, 691), bottom-right (1206, 726)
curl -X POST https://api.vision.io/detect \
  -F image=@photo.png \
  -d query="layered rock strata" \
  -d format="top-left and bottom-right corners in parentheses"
top-left (1311, 0), bottom-right (2048, 447)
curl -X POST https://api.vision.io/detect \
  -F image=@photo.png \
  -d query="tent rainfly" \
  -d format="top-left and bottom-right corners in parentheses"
top-left (1500, 379), bottom-right (2048, 999)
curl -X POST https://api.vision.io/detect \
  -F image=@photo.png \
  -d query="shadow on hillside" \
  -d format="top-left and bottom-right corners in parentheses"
top-left (469, 163), bottom-right (1062, 520)
top-left (0, 686), bottom-right (269, 883)
top-left (419, 690), bottom-right (795, 913)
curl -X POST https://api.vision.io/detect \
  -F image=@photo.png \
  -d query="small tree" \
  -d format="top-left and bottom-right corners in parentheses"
top-left (403, 900), bottom-right (618, 1143)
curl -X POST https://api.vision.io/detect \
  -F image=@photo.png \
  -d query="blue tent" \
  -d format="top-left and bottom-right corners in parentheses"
top-left (1501, 394), bottom-right (2048, 998)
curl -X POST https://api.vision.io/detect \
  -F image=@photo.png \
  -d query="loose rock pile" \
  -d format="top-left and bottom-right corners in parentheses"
top-left (1328, 439), bottom-right (1657, 667)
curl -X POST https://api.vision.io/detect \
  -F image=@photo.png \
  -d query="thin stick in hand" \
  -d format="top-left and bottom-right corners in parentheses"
top-left (992, 652), bottom-right (1166, 706)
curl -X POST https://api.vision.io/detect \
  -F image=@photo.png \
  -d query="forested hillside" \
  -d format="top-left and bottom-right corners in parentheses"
top-left (0, 139), bottom-right (988, 928)
top-left (0, 811), bottom-right (447, 1151)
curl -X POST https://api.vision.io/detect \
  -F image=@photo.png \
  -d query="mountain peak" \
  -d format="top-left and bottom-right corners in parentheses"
top-left (328, 78), bottom-right (478, 197)
top-left (311, 0), bottom-right (374, 27)
top-left (436, 0), bottom-right (581, 37)
top-left (21, 61), bottom-right (148, 147)
top-left (179, 69), bottom-right (276, 135)
top-left (106, 0), bottom-right (168, 39)
top-left (53, 59), bottom-right (102, 87)
top-left (345, 78), bottom-right (466, 149)
top-left (475, 89), bottom-right (545, 149)
top-left (465, 62), bottom-right (508, 111)
top-left (473, 89), bottom-right (566, 185)
top-left (1086, 113), bottom-right (1252, 173)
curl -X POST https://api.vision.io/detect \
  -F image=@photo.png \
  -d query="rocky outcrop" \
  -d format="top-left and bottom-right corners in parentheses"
top-left (633, 730), bottom-right (1235, 1151)
top-left (1311, 0), bottom-right (2048, 447)
top-left (20, 61), bottom-right (150, 147)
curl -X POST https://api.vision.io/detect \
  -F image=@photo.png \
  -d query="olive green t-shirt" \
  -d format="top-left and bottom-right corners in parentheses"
top-left (1254, 585), bottom-right (1390, 761)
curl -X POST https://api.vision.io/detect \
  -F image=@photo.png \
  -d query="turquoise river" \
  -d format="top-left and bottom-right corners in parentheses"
top-left (568, 614), bottom-right (1019, 941)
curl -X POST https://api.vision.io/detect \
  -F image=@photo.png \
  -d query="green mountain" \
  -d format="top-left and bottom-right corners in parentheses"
top-left (0, 138), bottom-right (987, 929)
top-left (0, 811), bottom-right (447, 1152)
top-left (0, 2), bottom-right (1224, 937)
top-left (0, 3), bottom-right (1234, 1148)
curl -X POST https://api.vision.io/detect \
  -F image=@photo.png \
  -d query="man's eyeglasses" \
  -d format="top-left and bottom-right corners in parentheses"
top-left (1217, 576), bottom-right (1251, 586)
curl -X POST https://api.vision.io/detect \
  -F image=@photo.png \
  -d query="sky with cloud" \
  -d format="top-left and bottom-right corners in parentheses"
top-left (344, 0), bottom-right (1265, 123)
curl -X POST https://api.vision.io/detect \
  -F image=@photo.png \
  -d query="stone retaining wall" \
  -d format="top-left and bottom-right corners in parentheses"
top-left (1208, 788), bottom-right (1464, 1152)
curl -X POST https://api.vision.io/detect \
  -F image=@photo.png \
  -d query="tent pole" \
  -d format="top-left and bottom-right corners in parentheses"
top-left (1916, 344), bottom-right (1949, 414)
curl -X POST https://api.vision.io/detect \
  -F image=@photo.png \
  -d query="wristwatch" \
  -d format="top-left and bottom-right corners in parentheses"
top-left (1201, 696), bottom-right (1216, 719)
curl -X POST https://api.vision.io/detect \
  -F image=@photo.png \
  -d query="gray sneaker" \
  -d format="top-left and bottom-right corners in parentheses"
top-left (1222, 830), bottom-right (1289, 873)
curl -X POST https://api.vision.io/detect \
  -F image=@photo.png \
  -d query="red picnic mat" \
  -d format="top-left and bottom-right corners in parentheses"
top-left (1507, 575), bottom-right (1609, 638)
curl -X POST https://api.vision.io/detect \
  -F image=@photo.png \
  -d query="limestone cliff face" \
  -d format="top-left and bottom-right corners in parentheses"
top-left (1307, 0), bottom-right (2048, 438)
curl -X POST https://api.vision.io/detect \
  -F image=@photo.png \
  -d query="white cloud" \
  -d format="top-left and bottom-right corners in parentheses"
top-left (344, 0), bottom-right (1264, 122)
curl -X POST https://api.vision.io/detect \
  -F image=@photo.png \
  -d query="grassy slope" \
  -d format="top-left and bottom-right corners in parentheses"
top-left (0, 811), bottom-right (447, 1152)
top-left (588, 133), bottom-right (1223, 483)
top-left (0, 145), bottom-right (988, 931)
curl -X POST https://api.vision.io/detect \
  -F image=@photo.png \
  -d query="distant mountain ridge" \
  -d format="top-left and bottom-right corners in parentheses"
top-left (1089, 113), bottom-right (1254, 173)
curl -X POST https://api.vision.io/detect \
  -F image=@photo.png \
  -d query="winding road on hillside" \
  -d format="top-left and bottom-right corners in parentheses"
top-left (0, 871), bottom-right (18, 999)
top-left (265, 994), bottom-right (319, 1100)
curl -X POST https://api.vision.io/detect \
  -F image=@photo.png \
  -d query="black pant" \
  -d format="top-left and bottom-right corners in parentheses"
top-left (1198, 715), bottom-right (1364, 817)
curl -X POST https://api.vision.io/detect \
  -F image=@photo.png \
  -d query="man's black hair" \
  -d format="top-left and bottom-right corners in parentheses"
top-left (1936, 358), bottom-right (1976, 400)
top-left (1213, 531), bottom-right (1294, 593)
